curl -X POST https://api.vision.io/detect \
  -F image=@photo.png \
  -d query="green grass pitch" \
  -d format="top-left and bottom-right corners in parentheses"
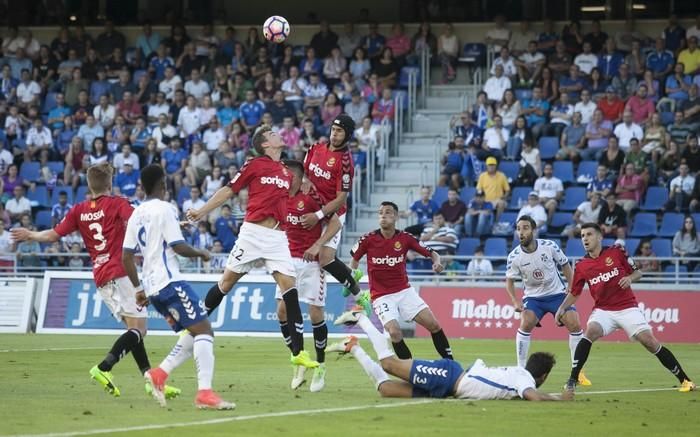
top-left (0, 334), bottom-right (698, 436)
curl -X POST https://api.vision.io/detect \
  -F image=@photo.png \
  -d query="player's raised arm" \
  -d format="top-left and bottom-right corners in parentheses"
top-left (10, 228), bottom-right (61, 243)
top-left (186, 185), bottom-right (234, 222)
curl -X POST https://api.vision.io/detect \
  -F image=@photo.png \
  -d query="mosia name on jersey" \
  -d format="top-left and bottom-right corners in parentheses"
top-left (80, 210), bottom-right (105, 221)
top-left (260, 176), bottom-right (290, 189)
top-left (308, 162), bottom-right (332, 180)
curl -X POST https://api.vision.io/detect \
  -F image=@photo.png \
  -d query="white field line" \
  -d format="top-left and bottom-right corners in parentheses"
top-left (4, 387), bottom-right (688, 437)
top-left (0, 347), bottom-right (106, 353)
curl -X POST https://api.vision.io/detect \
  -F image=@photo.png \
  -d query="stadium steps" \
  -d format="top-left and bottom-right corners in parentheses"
top-left (426, 96), bottom-right (463, 111)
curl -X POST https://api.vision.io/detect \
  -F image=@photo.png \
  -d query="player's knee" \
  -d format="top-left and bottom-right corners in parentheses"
top-left (387, 327), bottom-right (403, 343)
top-left (308, 306), bottom-right (324, 324)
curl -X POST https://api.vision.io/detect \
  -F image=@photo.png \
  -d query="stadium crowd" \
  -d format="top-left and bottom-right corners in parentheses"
top-left (407, 15), bottom-right (700, 274)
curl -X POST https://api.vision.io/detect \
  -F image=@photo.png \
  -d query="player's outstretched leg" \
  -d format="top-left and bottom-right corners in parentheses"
top-left (90, 327), bottom-right (145, 397)
top-left (277, 300), bottom-right (306, 390)
top-left (310, 306), bottom-right (328, 392)
top-left (565, 323), bottom-right (602, 391)
top-left (413, 308), bottom-right (453, 359)
top-left (189, 320), bottom-right (235, 410)
top-left (276, 272), bottom-right (320, 369)
top-left (328, 336), bottom-right (392, 390)
top-left (560, 309), bottom-right (591, 386)
top-left (636, 330), bottom-right (696, 392)
top-left (322, 257), bottom-right (371, 316)
top-left (204, 269), bottom-right (246, 315)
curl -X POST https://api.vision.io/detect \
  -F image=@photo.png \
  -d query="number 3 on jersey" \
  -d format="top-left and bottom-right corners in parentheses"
top-left (89, 223), bottom-right (107, 251)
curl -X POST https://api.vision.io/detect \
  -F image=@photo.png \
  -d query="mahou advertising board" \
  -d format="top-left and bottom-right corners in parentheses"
top-left (416, 285), bottom-right (700, 343)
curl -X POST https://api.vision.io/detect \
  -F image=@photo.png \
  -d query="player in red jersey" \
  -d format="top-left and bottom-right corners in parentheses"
top-left (275, 160), bottom-right (342, 392)
top-left (555, 223), bottom-right (696, 393)
top-left (11, 163), bottom-right (180, 398)
top-left (186, 126), bottom-right (319, 370)
top-left (336, 201), bottom-right (454, 360)
top-left (299, 114), bottom-right (370, 314)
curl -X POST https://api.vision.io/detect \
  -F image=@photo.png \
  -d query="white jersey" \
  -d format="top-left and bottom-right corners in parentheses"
top-left (123, 199), bottom-right (186, 296)
top-left (505, 239), bottom-right (568, 298)
top-left (454, 359), bottom-right (536, 400)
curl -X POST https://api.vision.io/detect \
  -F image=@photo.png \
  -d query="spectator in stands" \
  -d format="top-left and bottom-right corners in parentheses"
top-left (94, 20), bottom-right (125, 62)
top-left (0, 218), bottom-right (13, 270)
top-left (476, 156), bottom-right (510, 219)
top-left (25, 117), bottom-right (53, 161)
top-left (520, 85), bottom-right (549, 140)
top-left (470, 90), bottom-right (492, 130)
top-left (564, 192), bottom-right (602, 238)
top-left (666, 62), bottom-right (692, 102)
top-left (517, 192), bottom-right (547, 235)
top-left (185, 141), bottom-right (212, 187)
top-left (491, 47), bottom-right (517, 82)
top-left (116, 90), bottom-right (142, 126)
top-left (574, 88), bottom-right (596, 123)
top-left (635, 239), bottom-right (660, 273)
top-left (517, 137), bottom-right (541, 185)
top-left (497, 89), bottom-right (520, 130)
top-left (534, 163), bottom-right (564, 223)
top-left (49, 190), bottom-right (71, 228)
top-left (400, 186), bottom-right (438, 236)
top-left (47, 92), bottom-right (71, 134)
top-left (678, 36), bottom-right (700, 76)
top-left (625, 41), bottom-right (646, 77)
top-left (509, 21), bottom-right (536, 56)
top-left (214, 204), bottom-right (238, 253)
top-left (113, 160), bottom-right (139, 199)
top-left (581, 109), bottom-right (612, 160)
top-left (0, 65), bottom-right (18, 101)
top-left (482, 114), bottom-right (509, 160)
top-left (466, 245), bottom-right (493, 277)
top-left (658, 140), bottom-right (681, 184)
top-left (113, 143), bottom-right (139, 172)
top-left (363, 21), bottom-right (386, 61)
top-left (5, 185), bottom-right (30, 222)
top-left (614, 110), bottom-right (644, 151)
top-left (89, 137), bottom-right (110, 166)
top-left (371, 88), bottom-right (395, 129)
top-left (93, 94), bottom-right (116, 129)
top-left (484, 64), bottom-right (512, 103)
top-left (537, 18), bottom-right (559, 55)
top-left (349, 47), bottom-right (371, 89)
top-left (557, 111), bottom-right (585, 163)
top-left (386, 23), bottom-right (411, 66)
top-left (183, 69), bottom-right (210, 102)
top-left (574, 41), bottom-right (598, 76)
top-left (628, 88), bottom-right (655, 131)
top-left (515, 40), bottom-right (546, 86)
top-left (689, 181), bottom-right (700, 212)
top-left (673, 215), bottom-right (700, 270)
top-left (344, 90), bottom-right (369, 126)
top-left (681, 135), bottom-right (700, 174)
top-left (374, 47), bottom-right (399, 88)
top-left (506, 115), bottom-right (531, 161)
top-left (611, 63), bottom-right (637, 100)
top-left (598, 39), bottom-right (624, 82)
top-left (546, 92), bottom-right (573, 138)
top-left (646, 38), bottom-right (674, 81)
top-left (437, 22), bottom-right (459, 83)
top-left (641, 113), bottom-right (667, 162)
top-left (485, 14), bottom-right (511, 53)
top-left (598, 86), bottom-right (625, 124)
top-left (337, 22), bottom-right (362, 59)
top-left (202, 116), bottom-right (226, 153)
top-left (410, 21), bottom-right (437, 63)
top-left (63, 139), bottom-right (85, 190)
top-left (183, 185), bottom-right (206, 216)
top-left (161, 137), bottom-right (187, 192)
top-left (665, 163), bottom-right (695, 212)
top-left (663, 15), bottom-right (686, 54)
top-left (598, 192), bottom-right (627, 239)
top-left (440, 188), bottom-right (467, 236)
top-left (688, 14), bottom-right (700, 42)
top-left (419, 211), bottom-right (458, 256)
top-left (147, 92), bottom-right (171, 126)
top-left (16, 68), bottom-right (40, 110)
top-left (599, 135), bottom-right (626, 177)
top-left (439, 139), bottom-right (464, 189)
top-left (464, 189), bottom-right (493, 238)
top-left (559, 64), bottom-right (585, 101)
top-left (548, 40), bottom-right (571, 79)
top-left (679, 84), bottom-right (700, 132)
top-left (615, 162), bottom-right (643, 214)
top-left (16, 224), bottom-right (41, 268)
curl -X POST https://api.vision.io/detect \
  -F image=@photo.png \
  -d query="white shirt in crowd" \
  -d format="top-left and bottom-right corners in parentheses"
top-left (25, 126), bottom-right (52, 147)
top-left (281, 77), bottom-right (308, 102)
top-left (483, 126), bottom-right (510, 151)
top-left (573, 101), bottom-right (596, 125)
top-left (466, 258), bottom-right (493, 276)
top-left (490, 57), bottom-right (517, 77)
top-left (613, 122), bottom-right (644, 150)
top-left (670, 174), bottom-right (696, 195)
top-left (147, 103), bottom-right (170, 124)
top-left (159, 75), bottom-right (182, 100)
top-left (576, 201), bottom-right (602, 223)
top-left (517, 203), bottom-right (547, 228)
top-left (483, 75), bottom-right (512, 101)
top-left (202, 127), bottom-right (226, 152)
top-left (182, 197), bottom-right (206, 213)
top-left (183, 79), bottom-right (211, 101)
top-left (16, 81), bottom-right (41, 103)
top-left (113, 153), bottom-right (141, 171)
top-left (574, 53), bottom-right (598, 75)
top-left (177, 107), bottom-right (201, 136)
top-left (534, 176), bottom-right (564, 199)
top-left (93, 104), bottom-right (116, 128)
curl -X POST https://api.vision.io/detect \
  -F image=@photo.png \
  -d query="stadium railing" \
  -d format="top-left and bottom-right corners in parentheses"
top-left (420, 47), bottom-right (431, 110)
top-left (3, 253), bottom-right (698, 285)
top-left (351, 164), bottom-right (363, 231)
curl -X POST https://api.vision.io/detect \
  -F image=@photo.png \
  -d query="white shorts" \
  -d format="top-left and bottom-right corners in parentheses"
top-left (226, 222), bottom-right (296, 277)
top-left (97, 276), bottom-right (147, 321)
top-left (274, 258), bottom-right (327, 307)
top-left (322, 212), bottom-right (346, 250)
top-left (588, 307), bottom-right (652, 339)
top-left (372, 286), bottom-right (428, 326)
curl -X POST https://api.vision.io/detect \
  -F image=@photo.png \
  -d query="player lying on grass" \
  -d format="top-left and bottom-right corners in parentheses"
top-left (11, 162), bottom-right (180, 400)
top-left (331, 308), bottom-right (572, 401)
top-left (555, 223), bottom-right (696, 393)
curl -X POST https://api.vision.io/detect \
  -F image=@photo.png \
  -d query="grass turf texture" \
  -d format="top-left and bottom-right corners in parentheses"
top-left (0, 335), bottom-right (698, 436)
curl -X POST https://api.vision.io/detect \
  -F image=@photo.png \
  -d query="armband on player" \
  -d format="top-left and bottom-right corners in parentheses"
top-left (315, 209), bottom-right (325, 220)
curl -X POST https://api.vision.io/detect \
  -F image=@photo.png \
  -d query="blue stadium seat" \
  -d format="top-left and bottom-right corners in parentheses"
top-left (565, 239), bottom-right (585, 257)
top-left (457, 43), bottom-right (487, 66)
top-left (51, 189), bottom-right (74, 206)
top-left (547, 212), bottom-right (572, 235)
top-left (47, 161), bottom-right (65, 176)
top-left (19, 162), bottom-right (41, 181)
top-left (538, 136), bottom-right (559, 161)
top-left (499, 161), bottom-right (520, 183)
top-left (457, 237), bottom-right (480, 256)
top-left (0, 130), bottom-right (6, 147)
top-left (398, 66), bottom-right (421, 89)
top-left (602, 238), bottom-right (615, 247)
top-left (553, 161), bottom-right (574, 184)
top-left (576, 160), bottom-right (598, 182)
top-left (392, 89), bottom-right (409, 110)
top-left (499, 212), bottom-right (518, 225)
top-left (27, 186), bottom-right (48, 206)
top-left (292, 45), bottom-right (307, 57)
top-left (35, 210), bottom-right (52, 230)
top-left (132, 69), bottom-right (147, 85)
top-left (658, 213), bottom-right (684, 238)
top-left (432, 186), bottom-right (448, 207)
top-left (460, 186), bottom-right (476, 204)
top-left (42, 92), bottom-right (58, 114)
top-left (484, 238), bottom-right (508, 256)
top-left (660, 111), bottom-right (674, 126)
top-left (651, 238), bottom-right (672, 258)
top-left (629, 213), bottom-right (658, 237)
top-left (515, 89), bottom-right (533, 102)
top-left (76, 185), bottom-right (89, 202)
top-left (508, 187), bottom-right (531, 210)
top-left (640, 186), bottom-right (669, 211)
top-left (693, 213), bottom-right (700, 227)
top-left (664, 264), bottom-right (688, 274)
top-left (624, 238), bottom-right (640, 256)
top-left (177, 186), bottom-right (191, 206)
top-left (560, 187), bottom-right (586, 211)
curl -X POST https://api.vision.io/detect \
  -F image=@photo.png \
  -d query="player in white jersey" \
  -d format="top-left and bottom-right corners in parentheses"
top-left (505, 215), bottom-right (591, 386)
top-left (121, 164), bottom-right (233, 410)
top-left (329, 308), bottom-right (572, 401)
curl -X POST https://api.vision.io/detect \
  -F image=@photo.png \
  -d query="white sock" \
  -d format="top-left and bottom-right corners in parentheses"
top-left (357, 314), bottom-right (394, 360)
top-left (516, 329), bottom-right (531, 368)
top-left (160, 332), bottom-right (194, 374)
top-left (569, 330), bottom-right (583, 366)
top-left (350, 344), bottom-right (390, 389)
top-left (193, 334), bottom-right (215, 391)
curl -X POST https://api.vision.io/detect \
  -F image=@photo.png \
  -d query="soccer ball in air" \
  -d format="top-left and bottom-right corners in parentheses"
top-left (263, 15), bottom-right (290, 43)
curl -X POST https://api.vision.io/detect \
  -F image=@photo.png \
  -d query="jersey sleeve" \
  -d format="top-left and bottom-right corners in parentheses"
top-left (505, 250), bottom-right (519, 279)
top-left (337, 151), bottom-right (354, 193)
top-left (350, 234), bottom-right (369, 260)
top-left (615, 244), bottom-right (638, 275)
top-left (406, 233), bottom-right (433, 258)
top-left (117, 197), bottom-right (134, 222)
top-left (303, 143), bottom-right (317, 173)
top-left (228, 159), bottom-right (255, 194)
top-left (550, 241), bottom-right (569, 266)
top-left (122, 214), bottom-right (139, 252)
top-left (53, 205), bottom-right (78, 237)
top-left (163, 204), bottom-right (187, 246)
top-left (513, 368), bottom-right (537, 398)
top-left (570, 260), bottom-right (587, 296)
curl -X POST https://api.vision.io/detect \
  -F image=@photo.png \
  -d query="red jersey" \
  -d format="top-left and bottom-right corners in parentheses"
top-left (571, 245), bottom-right (639, 311)
top-left (54, 195), bottom-right (133, 287)
top-left (303, 142), bottom-right (354, 216)
top-left (228, 156), bottom-right (292, 227)
top-left (285, 188), bottom-right (326, 259)
top-left (351, 229), bottom-right (433, 300)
